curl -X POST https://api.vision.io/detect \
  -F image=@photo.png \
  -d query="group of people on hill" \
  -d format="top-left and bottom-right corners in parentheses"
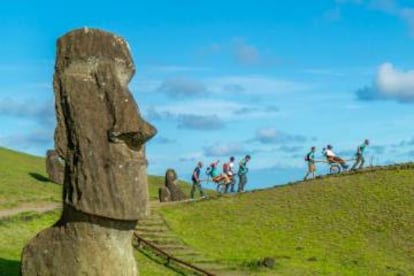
top-left (190, 155), bottom-right (251, 199)
top-left (304, 139), bottom-right (370, 180)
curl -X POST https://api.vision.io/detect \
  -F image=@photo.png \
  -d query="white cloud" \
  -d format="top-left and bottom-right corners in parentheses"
top-left (252, 127), bottom-right (307, 144)
top-left (376, 63), bottom-right (414, 100)
top-left (209, 75), bottom-right (309, 95)
top-left (150, 100), bottom-right (243, 119)
top-left (0, 97), bottom-right (55, 127)
top-left (199, 38), bottom-right (279, 67)
top-left (157, 77), bottom-right (207, 98)
top-left (204, 142), bottom-right (246, 157)
top-left (179, 151), bottom-right (204, 162)
top-left (177, 114), bottom-right (225, 130)
top-left (147, 100), bottom-right (282, 122)
top-left (356, 63), bottom-right (414, 102)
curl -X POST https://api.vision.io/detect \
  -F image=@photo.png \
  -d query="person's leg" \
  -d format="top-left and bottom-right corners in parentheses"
top-left (231, 177), bottom-right (236, 192)
top-left (237, 174), bottom-right (242, 192)
top-left (304, 167), bottom-right (310, 180)
top-left (311, 163), bottom-right (316, 179)
top-left (190, 182), bottom-right (196, 198)
top-left (225, 176), bottom-right (231, 193)
top-left (351, 155), bottom-right (360, 170)
top-left (198, 183), bottom-right (205, 197)
top-left (239, 174), bottom-right (247, 191)
top-left (359, 155), bottom-right (365, 169)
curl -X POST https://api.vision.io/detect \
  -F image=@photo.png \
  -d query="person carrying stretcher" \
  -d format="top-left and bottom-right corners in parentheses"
top-left (207, 160), bottom-right (231, 185)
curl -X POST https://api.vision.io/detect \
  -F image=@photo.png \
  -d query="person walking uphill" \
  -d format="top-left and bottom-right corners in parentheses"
top-left (351, 139), bottom-right (370, 170)
top-left (223, 156), bottom-right (236, 193)
top-left (304, 146), bottom-right (317, 180)
top-left (237, 155), bottom-right (251, 192)
top-left (190, 161), bottom-right (207, 199)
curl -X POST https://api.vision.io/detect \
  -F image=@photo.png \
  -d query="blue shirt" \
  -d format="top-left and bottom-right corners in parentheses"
top-left (192, 166), bottom-right (201, 181)
top-left (211, 167), bottom-right (219, 178)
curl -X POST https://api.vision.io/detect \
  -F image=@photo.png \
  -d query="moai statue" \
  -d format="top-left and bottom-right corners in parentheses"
top-left (158, 169), bottom-right (187, 202)
top-left (21, 28), bottom-right (156, 276)
top-left (45, 149), bottom-right (64, 185)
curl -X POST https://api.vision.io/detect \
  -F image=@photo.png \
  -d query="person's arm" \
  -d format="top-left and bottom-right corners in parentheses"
top-left (192, 169), bottom-right (199, 182)
top-left (239, 160), bottom-right (246, 172)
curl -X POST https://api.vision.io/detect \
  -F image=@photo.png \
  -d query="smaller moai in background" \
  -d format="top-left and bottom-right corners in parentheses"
top-left (158, 169), bottom-right (187, 202)
top-left (45, 149), bottom-right (64, 185)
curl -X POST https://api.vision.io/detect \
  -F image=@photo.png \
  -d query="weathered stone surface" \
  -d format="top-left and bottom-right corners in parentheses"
top-left (21, 28), bottom-right (156, 276)
top-left (259, 257), bottom-right (276, 268)
top-left (53, 28), bottom-right (156, 220)
top-left (158, 169), bottom-right (187, 202)
top-left (158, 187), bottom-right (171, 202)
top-left (45, 149), bottom-right (64, 185)
top-left (21, 205), bottom-right (138, 276)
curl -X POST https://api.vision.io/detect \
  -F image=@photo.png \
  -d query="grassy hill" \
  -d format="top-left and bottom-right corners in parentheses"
top-left (160, 165), bottom-right (414, 275)
top-left (2, 147), bottom-right (413, 275)
top-left (0, 147), bottom-right (61, 210)
top-left (0, 147), bottom-right (194, 275)
top-left (0, 147), bottom-right (196, 210)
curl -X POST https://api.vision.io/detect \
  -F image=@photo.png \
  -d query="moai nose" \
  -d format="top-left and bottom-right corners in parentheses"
top-left (108, 119), bottom-right (157, 150)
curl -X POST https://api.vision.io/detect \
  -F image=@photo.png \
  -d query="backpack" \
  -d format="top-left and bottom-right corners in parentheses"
top-left (223, 162), bottom-right (229, 173)
top-left (205, 166), bottom-right (213, 176)
top-left (304, 153), bottom-right (311, 161)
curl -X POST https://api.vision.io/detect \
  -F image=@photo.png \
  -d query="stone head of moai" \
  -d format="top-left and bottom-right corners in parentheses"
top-left (53, 28), bottom-right (157, 220)
top-left (165, 168), bottom-right (178, 187)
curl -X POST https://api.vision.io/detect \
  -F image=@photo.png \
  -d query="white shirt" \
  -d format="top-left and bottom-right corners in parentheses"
top-left (326, 149), bottom-right (336, 157)
top-left (228, 162), bottom-right (234, 175)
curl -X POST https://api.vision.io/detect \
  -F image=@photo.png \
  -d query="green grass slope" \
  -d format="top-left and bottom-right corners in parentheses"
top-left (0, 147), bottom-right (61, 210)
top-left (160, 166), bottom-right (414, 275)
top-left (0, 147), bottom-right (195, 209)
top-left (0, 147), bottom-right (189, 275)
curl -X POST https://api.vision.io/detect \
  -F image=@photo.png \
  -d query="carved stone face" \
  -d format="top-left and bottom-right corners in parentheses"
top-left (166, 169), bottom-right (177, 184)
top-left (53, 29), bottom-right (156, 220)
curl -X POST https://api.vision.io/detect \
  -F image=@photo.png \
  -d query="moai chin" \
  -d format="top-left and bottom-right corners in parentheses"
top-left (21, 28), bottom-right (156, 276)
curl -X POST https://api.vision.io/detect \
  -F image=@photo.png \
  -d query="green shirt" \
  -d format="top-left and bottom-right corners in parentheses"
top-left (307, 151), bottom-right (315, 163)
top-left (238, 158), bottom-right (248, 175)
top-left (211, 167), bottom-right (219, 178)
top-left (358, 143), bottom-right (367, 155)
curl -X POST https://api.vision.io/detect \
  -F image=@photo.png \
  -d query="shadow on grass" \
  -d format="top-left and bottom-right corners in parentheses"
top-left (0, 257), bottom-right (20, 276)
top-left (28, 173), bottom-right (50, 182)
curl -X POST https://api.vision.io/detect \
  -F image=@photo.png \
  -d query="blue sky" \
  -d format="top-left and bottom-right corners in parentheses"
top-left (1, 0), bottom-right (413, 189)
